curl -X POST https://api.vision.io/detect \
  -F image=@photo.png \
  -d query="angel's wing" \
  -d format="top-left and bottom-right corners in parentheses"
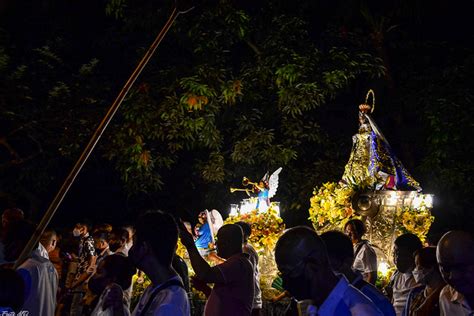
top-left (268, 167), bottom-right (282, 199)
top-left (207, 209), bottom-right (224, 234)
top-left (261, 171), bottom-right (269, 183)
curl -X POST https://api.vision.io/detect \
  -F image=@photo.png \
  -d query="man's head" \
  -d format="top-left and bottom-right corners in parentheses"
top-left (92, 231), bottom-right (110, 252)
top-left (215, 224), bottom-right (243, 259)
top-left (437, 231), bottom-right (474, 297)
top-left (40, 229), bottom-right (57, 253)
top-left (320, 231), bottom-right (354, 274)
top-left (4, 220), bottom-right (36, 262)
top-left (88, 254), bottom-right (136, 295)
top-left (108, 228), bottom-right (129, 253)
top-left (344, 219), bottom-right (366, 244)
top-left (235, 221), bottom-right (251, 243)
top-left (129, 211), bottom-right (178, 271)
top-left (2, 208), bottom-right (24, 228)
top-left (275, 226), bottom-right (332, 301)
top-left (412, 247), bottom-right (439, 286)
top-left (73, 223), bottom-right (89, 238)
top-left (394, 233), bottom-right (422, 273)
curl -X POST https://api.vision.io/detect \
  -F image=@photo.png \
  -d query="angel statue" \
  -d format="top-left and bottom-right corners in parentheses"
top-left (230, 167), bottom-right (282, 212)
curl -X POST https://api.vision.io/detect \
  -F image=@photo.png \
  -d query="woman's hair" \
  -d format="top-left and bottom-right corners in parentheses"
top-left (344, 219), bottom-right (366, 237)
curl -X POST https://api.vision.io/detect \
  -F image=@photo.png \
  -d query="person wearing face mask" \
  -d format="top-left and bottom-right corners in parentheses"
top-left (123, 225), bottom-right (135, 253)
top-left (386, 233), bottom-right (423, 316)
top-left (89, 254), bottom-right (136, 316)
top-left (402, 247), bottom-right (445, 316)
top-left (93, 231), bottom-right (113, 267)
top-left (275, 226), bottom-right (383, 316)
top-left (70, 222), bottom-right (97, 316)
top-left (109, 227), bottom-right (131, 256)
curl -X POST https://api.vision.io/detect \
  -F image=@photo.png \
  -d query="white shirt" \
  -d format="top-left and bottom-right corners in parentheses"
top-left (244, 243), bottom-right (262, 309)
top-left (390, 271), bottom-right (418, 316)
top-left (17, 245), bottom-right (58, 316)
top-left (305, 276), bottom-right (383, 316)
top-left (439, 284), bottom-right (474, 316)
top-left (91, 284), bottom-right (131, 316)
top-left (37, 243), bottom-right (50, 259)
top-left (353, 241), bottom-right (378, 275)
top-left (132, 276), bottom-right (190, 316)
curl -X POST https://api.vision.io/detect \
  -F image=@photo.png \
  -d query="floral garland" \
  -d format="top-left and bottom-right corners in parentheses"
top-left (308, 181), bottom-right (434, 241)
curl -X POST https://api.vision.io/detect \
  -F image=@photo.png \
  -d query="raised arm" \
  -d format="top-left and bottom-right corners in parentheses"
top-left (178, 220), bottom-right (225, 284)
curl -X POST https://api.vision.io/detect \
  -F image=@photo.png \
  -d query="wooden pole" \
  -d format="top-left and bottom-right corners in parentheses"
top-left (14, 3), bottom-right (192, 269)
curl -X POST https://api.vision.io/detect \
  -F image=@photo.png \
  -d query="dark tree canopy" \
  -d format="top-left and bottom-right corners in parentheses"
top-left (0, 0), bottom-right (472, 230)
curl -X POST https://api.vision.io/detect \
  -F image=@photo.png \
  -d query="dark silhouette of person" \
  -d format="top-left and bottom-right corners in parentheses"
top-left (275, 226), bottom-right (382, 315)
top-left (437, 231), bottom-right (474, 315)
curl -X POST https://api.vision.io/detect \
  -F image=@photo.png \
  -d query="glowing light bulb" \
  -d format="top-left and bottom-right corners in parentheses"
top-left (385, 192), bottom-right (398, 206)
top-left (378, 261), bottom-right (390, 277)
top-left (230, 204), bottom-right (239, 216)
top-left (412, 194), bottom-right (423, 209)
top-left (425, 195), bottom-right (433, 208)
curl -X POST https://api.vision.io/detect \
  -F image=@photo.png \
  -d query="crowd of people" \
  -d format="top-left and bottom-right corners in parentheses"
top-left (0, 207), bottom-right (473, 316)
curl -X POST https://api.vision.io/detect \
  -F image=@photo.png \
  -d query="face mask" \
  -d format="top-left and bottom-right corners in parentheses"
top-left (412, 267), bottom-right (432, 285)
top-left (124, 240), bottom-right (133, 251)
top-left (72, 228), bottom-right (81, 237)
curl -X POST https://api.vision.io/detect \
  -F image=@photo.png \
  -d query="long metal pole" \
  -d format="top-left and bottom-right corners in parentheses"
top-left (14, 5), bottom-right (187, 269)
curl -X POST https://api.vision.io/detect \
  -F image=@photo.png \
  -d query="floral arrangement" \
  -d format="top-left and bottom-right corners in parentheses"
top-left (396, 205), bottom-right (434, 243)
top-left (308, 182), bottom-right (357, 231)
top-left (308, 181), bottom-right (434, 241)
top-left (131, 272), bottom-right (151, 310)
top-left (224, 206), bottom-right (285, 253)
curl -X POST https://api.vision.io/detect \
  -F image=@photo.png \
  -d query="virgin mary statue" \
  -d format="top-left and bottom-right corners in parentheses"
top-left (342, 91), bottom-right (421, 192)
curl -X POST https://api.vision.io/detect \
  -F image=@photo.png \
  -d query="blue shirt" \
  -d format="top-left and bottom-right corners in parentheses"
top-left (195, 223), bottom-right (212, 249)
top-left (305, 276), bottom-right (383, 316)
top-left (352, 273), bottom-right (396, 316)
